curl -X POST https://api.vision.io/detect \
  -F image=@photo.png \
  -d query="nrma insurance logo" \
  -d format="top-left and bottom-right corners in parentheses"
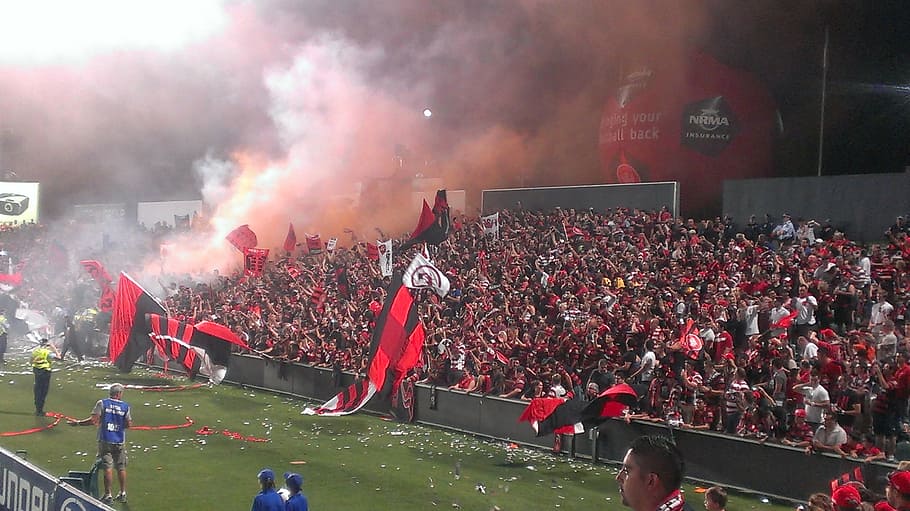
top-left (680, 96), bottom-right (738, 156)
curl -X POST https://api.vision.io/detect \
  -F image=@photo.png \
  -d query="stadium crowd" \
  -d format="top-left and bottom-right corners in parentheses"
top-left (3, 206), bottom-right (910, 463)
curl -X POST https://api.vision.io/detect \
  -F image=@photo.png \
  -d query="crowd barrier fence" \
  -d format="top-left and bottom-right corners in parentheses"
top-left (226, 354), bottom-right (895, 502)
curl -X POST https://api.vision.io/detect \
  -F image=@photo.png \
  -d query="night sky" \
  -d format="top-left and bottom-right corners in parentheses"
top-left (0, 1), bottom-right (906, 223)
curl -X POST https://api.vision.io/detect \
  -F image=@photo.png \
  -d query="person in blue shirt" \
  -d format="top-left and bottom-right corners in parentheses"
top-left (284, 472), bottom-right (309, 511)
top-left (252, 468), bottom-right (284, 511)
top-left (69, 383), bottom-right (132, 504)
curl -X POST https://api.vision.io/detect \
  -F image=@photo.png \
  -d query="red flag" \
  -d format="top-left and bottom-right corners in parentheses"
top-left (283, 223), bottom-right (297, 253)
top-left (772, 309), bottom-right (799, 330)
top-left (306, 234), bottom-right (323, 254)
top-left (244, 248), bottom-right (269, 276)
top-left (366, 242), bottom-right (379, 261)
top-left (225, 225), bottom-right (258, 252)
top-left (109, 273), bottom-right (168, 372)
top-left (678, 318), bottom-right (703, 359)
top-left (80, 260), bottom-right (113, 286)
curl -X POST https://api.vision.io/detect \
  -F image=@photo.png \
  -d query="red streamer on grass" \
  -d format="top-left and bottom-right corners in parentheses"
top-left (131, 416), bottom-right (195, 431)
top-left (0, 413), bottom-right (62, 436)
top-left (195, 425), bottom-right (269, 443)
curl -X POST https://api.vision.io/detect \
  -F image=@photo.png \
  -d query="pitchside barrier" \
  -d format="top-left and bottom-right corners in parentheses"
top-left (0, 446), bottom-right (114, 511)
top-left (225, 354), bottom-right (894, 503)
top-left (480, 182), bottom-right (679, 218)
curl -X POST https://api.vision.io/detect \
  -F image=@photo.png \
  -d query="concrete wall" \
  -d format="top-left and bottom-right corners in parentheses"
top-left (723, 173), bottom-right (910, 242)
top-left (481, 182), bottom-right (679, 217)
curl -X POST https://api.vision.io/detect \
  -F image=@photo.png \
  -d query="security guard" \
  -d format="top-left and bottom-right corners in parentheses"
top-left (30, 338), bottom-right (59, 416)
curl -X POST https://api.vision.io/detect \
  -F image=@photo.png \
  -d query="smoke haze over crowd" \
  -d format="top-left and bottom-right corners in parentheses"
top-left (0, 0), bottom-right (898, 261)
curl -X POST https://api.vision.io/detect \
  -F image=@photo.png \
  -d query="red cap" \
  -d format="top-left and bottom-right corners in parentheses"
top-left (723, 353), bottom-right (735, 360)
top-left (889, 471), bottom-right (910, 495)
top-left (831, 485), bottom-right (861, 508)
top-left (794, 409), bottom-right (807, 418)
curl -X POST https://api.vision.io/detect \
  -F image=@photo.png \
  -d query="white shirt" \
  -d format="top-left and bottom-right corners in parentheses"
top-left (794, 295), bottom-right (818, 326)
top-left (802, 341), bottom-right (819, 361)
top-left (870, 301), bottom-right (894, 327)
top-left (801, 384), bottom-right (829, 423)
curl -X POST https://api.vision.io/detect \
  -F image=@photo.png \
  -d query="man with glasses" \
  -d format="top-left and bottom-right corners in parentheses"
top-left (615, 435), bottom-right (692, 511)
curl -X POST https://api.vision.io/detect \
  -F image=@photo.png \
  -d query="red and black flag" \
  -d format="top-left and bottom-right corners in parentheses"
top-left (303, 273), bottom-right (425, 416)
top-left (580, 383), bottom-right (639, 421)
top-left (404, 190), bottom-right (450, 248)
top-left (519, 397), bottom-right (586, 436)
top-left (519, 383), bottom-right (639, 436)
top-left (108, 273), bottom-right (167, 372)
top-left (146, 313), bottom-right (249, 384)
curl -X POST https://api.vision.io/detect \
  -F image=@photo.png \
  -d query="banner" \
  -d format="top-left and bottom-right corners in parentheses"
top-left (481, 212), bottom-right (500, 239)
top-left (366, 242), bottom-right (379, 261)
top-left (326, 237), bottom-right (338, 253)
top-left (378, 240), bottom-right (393, 277)
top-left (244, 248), bottom-right (269, 277)
top-left (305, 234), bottom-right (323, 254)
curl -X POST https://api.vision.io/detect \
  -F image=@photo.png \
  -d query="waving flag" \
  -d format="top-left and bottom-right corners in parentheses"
top-left (283, 223), bottom-right (297, 253)
top-left (519, 397), bottom-right (586, 436)
top-left (405, 190), bottom-right (450, 247)
top-left (80, 259), bottom-right (116, 312)
top-left (580, 383), bottom-right (639, 420)
top-left (772, 308), bottom-right (799, 330)
top-left (304, 273), bottom-right (425, 416)
top-left (403, 252), bottom-right (450, 298)
top-left (109, 273), bottom-right (168, 372)
top-left (80, 260), bottom-right (113, 286)
top-left (146, 314), bottom-right (249, 384)
top-left (226, 224), bottom-right (258, 252)
top-left (678, 318), bottom-right (703, 360)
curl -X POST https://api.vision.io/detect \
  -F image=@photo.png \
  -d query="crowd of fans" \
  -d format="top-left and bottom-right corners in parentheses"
top-left (3, 207), bottom-right (910, 464)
